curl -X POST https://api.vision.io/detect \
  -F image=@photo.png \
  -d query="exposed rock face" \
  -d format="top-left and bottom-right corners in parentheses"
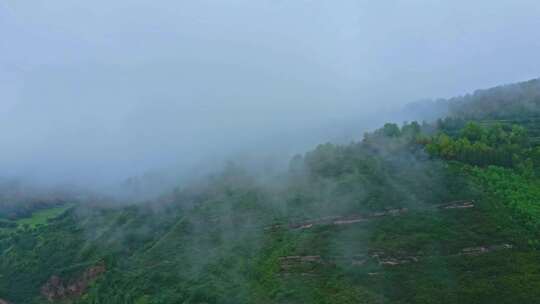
top-left (439, 200), bottom-right (475, 209)
top-left (267, 208), bottom-right (408, 230)
top-left (278, 255), bottom-right (324, 276)
top-left (277, 243), bottom-right (514, 274)
top-left (460, 244), bottom-right (513, 256)
top-left (370, 251), bottom-right (419, 266)
top-left (279, 255), bottom-right (323, 269)
top-left (41, 263), bottom-right (106, 302)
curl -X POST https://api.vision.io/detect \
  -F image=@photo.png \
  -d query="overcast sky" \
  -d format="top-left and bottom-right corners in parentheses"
top-left (1, 0), bottom-right (540, 186)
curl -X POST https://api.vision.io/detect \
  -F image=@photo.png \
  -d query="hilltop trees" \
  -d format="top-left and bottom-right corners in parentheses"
top-left (426, 122), bottom-right (530, 168)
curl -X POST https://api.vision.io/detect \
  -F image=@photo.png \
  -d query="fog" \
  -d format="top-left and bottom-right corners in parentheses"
top-left (1, 0), bottom-right (540, 189)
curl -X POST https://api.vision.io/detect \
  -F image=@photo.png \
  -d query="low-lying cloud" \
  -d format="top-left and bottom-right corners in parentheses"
top-left (1, 0), bottom-right (539, 190)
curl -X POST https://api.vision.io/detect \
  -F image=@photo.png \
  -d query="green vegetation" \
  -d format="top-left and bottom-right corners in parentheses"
top-left (427, 122), bottom-right (529, 167)
top-left (0, 204), bottom-right (73, 237)
top-left (2, 78), bottom-right (540, 303)
top-left (15, 204), bottom-right (74, 229)
top-left (472, 166), bottom-right (540, 236)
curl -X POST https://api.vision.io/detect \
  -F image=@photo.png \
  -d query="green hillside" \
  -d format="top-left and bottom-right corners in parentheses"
top-left (2, 79), bottom-right (540, 304)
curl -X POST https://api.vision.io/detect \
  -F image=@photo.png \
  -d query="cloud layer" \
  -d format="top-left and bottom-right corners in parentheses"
top-left (1, 0), bottom-right (539, 186)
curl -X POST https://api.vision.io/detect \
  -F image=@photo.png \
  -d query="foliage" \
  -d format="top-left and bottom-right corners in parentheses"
top-left (426, 122), bottom-right (530, 168)
top-left (4, 79), bottom-right (540, 303)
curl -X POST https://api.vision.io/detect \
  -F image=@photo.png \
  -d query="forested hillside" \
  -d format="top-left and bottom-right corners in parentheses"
top-left (2, 78), bottom-right (540, 303)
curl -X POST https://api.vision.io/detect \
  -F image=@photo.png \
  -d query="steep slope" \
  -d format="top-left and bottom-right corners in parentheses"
top-left (2, 78), bottom-right (540, 303)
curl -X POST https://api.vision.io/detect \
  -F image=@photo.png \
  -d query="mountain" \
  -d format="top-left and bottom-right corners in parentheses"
top-left (2, 78), bottom-right (540, 304)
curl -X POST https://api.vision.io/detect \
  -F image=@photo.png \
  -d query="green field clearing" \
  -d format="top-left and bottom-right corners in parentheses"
top-left (15, 204), bottom-right (74, 229)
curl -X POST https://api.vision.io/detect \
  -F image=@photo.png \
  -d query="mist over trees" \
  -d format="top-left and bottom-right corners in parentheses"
top-left (2, 1), bottom-right (540, 303)
top-left (2, 78), bottom-right (540, 303)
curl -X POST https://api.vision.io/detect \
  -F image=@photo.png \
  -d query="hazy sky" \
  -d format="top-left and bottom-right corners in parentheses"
top-left (1, 0), bottom-right (540, 186)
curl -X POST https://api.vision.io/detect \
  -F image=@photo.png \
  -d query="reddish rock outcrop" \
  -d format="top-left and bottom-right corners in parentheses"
top-left (41, 263), bottom-right (106, 302)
